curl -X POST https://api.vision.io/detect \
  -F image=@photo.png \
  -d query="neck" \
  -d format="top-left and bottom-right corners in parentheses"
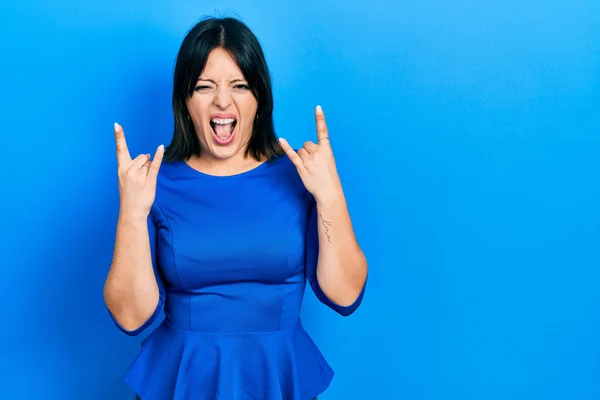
top-left (187, 151), bottom-right (264, 177)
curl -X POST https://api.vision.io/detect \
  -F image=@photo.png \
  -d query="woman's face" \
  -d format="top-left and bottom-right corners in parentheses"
top-left (186, 47), bottom-right (258, 162)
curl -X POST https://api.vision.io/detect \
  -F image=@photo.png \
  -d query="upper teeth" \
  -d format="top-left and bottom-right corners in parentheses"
top-left (212, 118), bottom-right (235, 124)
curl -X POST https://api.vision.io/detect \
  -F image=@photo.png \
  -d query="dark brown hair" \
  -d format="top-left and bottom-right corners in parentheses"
top-left (164, 16), bottom-right (284, 162)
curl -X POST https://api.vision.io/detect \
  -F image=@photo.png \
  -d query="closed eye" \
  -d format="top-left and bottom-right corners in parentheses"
top-left (194, 85), bottom-right (213, 92)
top-left (193, 84), bottom-right (250, 92)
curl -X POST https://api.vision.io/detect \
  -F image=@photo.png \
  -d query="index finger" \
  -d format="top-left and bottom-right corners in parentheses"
top-left (114, 122), bottom-right (131, 165)
top-left (278, 138), bottom-right (305, 171)
top-left (314, 105), bottom-right (330, 144)
top-left (148, 144), bottom-right (165, 177)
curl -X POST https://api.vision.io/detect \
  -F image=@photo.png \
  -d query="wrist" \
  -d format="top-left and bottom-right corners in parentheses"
top-left (118, 209), bottom-right (149, 225)
top-left (315, 187), bottom-right (345, 209)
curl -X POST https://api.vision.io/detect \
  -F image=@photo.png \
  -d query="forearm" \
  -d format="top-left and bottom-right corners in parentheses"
top-left (315, 189), bottom-right (368, 306)
top-left (103, 213), bottom-right (160, 331)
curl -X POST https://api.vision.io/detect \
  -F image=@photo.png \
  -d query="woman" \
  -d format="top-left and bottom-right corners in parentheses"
top-left (104, 16), bottom-right (368, 400)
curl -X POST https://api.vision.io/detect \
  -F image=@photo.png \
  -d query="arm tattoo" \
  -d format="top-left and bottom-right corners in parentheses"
top-left (319, 213), bottom-right (332, 243)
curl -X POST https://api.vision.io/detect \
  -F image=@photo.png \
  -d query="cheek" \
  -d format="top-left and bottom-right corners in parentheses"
top-left (238, 114), bottom-right (256, 138)
top-left (237, 100), bottom-right (258, 132)
top-left (186, 103), bottom-right (210, 140)
top-left (187, 97), bottom-right (210, 121)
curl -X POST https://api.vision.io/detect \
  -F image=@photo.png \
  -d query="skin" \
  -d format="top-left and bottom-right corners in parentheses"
top-left (104, 123), bottom-right (164, 331)
top-left (279, 108), bottom-right (368, 307)
top-left (104, 47), bottom-right (367, 332)
top-left (185, 47), bottom-right (263, 176)
top-left (188, 48), bottom-right (368, 304)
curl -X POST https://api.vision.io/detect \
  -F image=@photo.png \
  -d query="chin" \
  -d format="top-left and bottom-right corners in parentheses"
top-left (203, 134), bottom-right (245, 161)
top-left (207, 143), bottom-right (241, 160)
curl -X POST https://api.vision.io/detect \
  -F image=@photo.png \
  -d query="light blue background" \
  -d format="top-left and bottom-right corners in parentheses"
top-left (1, 1), bottom-right (599, 399)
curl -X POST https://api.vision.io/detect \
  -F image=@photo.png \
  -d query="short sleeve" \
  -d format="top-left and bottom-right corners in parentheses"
top-left (304, 193), bottom-right (366, 316)
top-left (108, 211), bottom-right (166, 336)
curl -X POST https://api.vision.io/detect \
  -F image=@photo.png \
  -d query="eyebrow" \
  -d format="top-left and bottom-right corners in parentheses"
top-left (197, 78), bottom-right (247, 84)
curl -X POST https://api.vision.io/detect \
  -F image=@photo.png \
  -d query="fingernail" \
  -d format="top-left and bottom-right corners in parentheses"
top-left (114, 122), bottom-right (119, 130)
top-left (316, 105), bottom-right (322, 113)
top-left (159, 144), bottom-right (165, 150)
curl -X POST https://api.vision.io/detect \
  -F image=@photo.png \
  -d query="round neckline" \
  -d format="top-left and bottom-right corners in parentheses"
top-left (178, 157), bottom-right (276, 179)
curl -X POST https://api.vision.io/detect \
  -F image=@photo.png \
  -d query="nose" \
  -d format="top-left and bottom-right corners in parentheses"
top-left (214, 87), bottom-right (232, 109)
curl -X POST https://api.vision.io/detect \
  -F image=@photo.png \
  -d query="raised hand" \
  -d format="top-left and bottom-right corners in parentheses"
top-left (114, 122), bottom-right (164, 219)
top-left (279, 106), bottom-right (343, 206)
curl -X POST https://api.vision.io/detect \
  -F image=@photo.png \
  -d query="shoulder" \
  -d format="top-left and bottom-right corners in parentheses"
top-left (151, 160), bottom-right (189, 211)
top-left (266, 153), bottom-right (299, 177)
top-left (266, 154), bottom-right (306, 189)
top-left (152, 155), bottom-right (311, 207)
top-left (156, 159), bottom-right (186, 180)
top-left (266, 154), bottom-right (315, 209)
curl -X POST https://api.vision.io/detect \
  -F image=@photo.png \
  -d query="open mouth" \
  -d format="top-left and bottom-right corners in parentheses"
top-left (210, 117), bottom-right (237, 145)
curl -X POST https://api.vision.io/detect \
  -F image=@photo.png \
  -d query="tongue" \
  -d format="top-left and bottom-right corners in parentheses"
top-left (214, 123), bottom-right (233, 139)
